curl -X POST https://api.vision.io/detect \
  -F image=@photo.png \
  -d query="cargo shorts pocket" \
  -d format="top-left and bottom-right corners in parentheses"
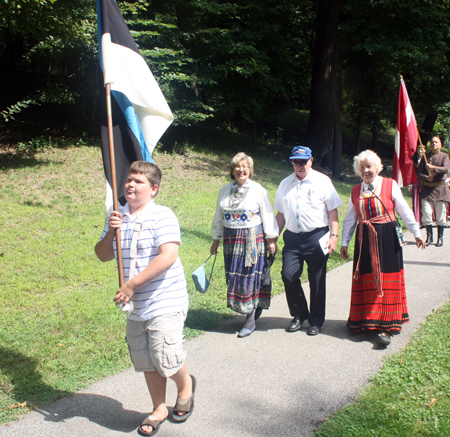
top-left (161, 333), bottom-right (187, 370)
top-left (126, 335), bottom-right (153, 370)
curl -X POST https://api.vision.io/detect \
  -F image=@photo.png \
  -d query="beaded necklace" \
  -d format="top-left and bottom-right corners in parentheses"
top-left (228, 184), bottom-right (249, 209)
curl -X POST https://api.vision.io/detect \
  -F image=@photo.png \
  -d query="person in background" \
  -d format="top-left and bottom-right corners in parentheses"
top-left (341, 150), bottom-right (426, 347)
top-left (211, 152), bottom-right (278, 338)
top-left (274, 146), bottom-right (343, 336)
top-left (415, 137), bottom-right (450, 246)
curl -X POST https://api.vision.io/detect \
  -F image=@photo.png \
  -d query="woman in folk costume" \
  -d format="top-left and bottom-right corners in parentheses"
top-left (340, 150), bottom-right (426, 346)
top-left (211, 152), bottom-right (279, 338)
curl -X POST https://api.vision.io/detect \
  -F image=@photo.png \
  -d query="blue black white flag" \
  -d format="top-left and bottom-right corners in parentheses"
top-left (97, 0), bottom-right (173, 209)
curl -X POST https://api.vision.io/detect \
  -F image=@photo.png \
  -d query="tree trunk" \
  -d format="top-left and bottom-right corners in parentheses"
top-left (251, 104), bottom-right (257, 147)
top-left (372, 129), bottom-right (378, 153)
top-left (332, 93), bottom-right (342, 178)
top-left (355, 109), bottom-right (362, 154)
top-left (235, 107), bottom-right (243, 129)
top-left (306, 0), bottom-right (342, 167)
top-left (272, 108), bottom-right (278, 139)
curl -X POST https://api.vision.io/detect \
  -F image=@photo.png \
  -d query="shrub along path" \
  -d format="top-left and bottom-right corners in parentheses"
top-left (1, 228), bottom-right (449, 437)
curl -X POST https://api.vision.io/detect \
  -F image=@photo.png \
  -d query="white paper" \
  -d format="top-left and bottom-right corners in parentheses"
top-left (120, 300), bottom-right (134, 318)
top-left (318, 231), bottom-right (331, 255)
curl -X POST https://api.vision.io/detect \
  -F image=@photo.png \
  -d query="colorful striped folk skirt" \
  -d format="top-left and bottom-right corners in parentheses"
top-left (223, 224), bottom-right (270, 314)
top-left (347, 221), bottom-right (409, 332)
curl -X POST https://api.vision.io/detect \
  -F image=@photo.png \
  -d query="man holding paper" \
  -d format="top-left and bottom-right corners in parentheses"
top-left (274, 146), bottom-right (343, 336)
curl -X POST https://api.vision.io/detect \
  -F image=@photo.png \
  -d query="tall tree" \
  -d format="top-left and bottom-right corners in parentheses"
top-left (0, 0), bottom-right (97, 128)
top-left (125, 0), bottom-right (314, 142)
top-left (341, 0), bottom-right (450, 154)
top-left (306, 0), bottom-right (342, 175)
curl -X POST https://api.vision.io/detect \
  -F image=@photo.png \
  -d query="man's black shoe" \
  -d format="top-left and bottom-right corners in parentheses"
top-left (287, 317), bottom-right (302, 332)
top-left (307, 326), bottom-right (321, 336)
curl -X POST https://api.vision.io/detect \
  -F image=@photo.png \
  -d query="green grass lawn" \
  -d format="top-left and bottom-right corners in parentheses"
top-left (1, 139), bottom-right (449, 435)
top-left (313, 304), bottom-right (450, 437)
top-left (0, 142), bottom-right (354, 422)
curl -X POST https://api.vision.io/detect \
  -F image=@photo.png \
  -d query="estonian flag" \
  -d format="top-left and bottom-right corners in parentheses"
top-left (97, 0), bottom-right (173, 209)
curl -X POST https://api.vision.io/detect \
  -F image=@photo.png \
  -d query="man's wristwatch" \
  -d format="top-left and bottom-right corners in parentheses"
top-left (330, 234), bottom-right (339, 237)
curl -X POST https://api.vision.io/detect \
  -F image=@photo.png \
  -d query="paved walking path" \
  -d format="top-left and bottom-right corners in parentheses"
top-left (2, 229), bottom-right (450, 437)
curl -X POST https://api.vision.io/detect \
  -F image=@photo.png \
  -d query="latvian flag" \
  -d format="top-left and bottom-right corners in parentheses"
top-left (97, 0), bottom-right (173, 210)
top-left (393, 77), bottom-right (418, 187)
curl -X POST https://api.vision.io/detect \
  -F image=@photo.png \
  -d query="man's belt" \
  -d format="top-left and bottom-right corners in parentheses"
top-left (423, 181), bottom-right (446, 187)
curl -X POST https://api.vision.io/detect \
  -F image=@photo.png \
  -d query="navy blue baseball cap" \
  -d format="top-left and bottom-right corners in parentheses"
top-left (289, 146), bottom-right (312, 160)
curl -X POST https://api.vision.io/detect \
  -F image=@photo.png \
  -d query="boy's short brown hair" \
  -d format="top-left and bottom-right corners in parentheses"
top-left (128, 161), bottom-right (162, 196)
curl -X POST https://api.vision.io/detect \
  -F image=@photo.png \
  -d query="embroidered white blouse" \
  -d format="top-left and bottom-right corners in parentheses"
top-left (211, 179), bottom-right (279, 240)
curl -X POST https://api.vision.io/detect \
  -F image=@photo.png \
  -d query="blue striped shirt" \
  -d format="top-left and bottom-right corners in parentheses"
top-left (100, 201), bottom-right (189, 320)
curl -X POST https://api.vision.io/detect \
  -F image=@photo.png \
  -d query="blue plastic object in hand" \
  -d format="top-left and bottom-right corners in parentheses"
top-left (192, 253), bottom-right (217, 293)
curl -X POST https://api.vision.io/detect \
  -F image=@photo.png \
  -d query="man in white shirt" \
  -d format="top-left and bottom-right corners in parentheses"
top-left (274, 146), bottom-right (343, 336)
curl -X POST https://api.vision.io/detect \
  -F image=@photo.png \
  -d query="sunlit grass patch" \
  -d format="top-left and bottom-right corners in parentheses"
top-left (1, 142), bottom-right (357, 423)
top-left (313, 304), bottom-right (450, 437)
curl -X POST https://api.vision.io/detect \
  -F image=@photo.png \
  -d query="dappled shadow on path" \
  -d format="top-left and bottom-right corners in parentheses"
top-left (215, 316), bottom-right (386, 349)
top-left (213, 379), bottom-right (350, 437)
top-left (36, 393), bottom-right (147, 433)
top-left (211, 313), bottom-right (292, 335)
top-left (318, 319), bottom-right (385, 349)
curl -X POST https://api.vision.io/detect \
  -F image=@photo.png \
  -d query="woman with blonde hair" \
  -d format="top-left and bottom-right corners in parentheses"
top-left (211, 152), bottom-right (278, 337)
top-left (340, 150), bottom-right (425, 346)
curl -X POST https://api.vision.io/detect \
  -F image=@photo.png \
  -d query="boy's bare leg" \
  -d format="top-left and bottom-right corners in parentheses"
top-left (142, 362), bottom-right (192, 432)
top-left (169, 362), bottom-right (193, 415)
top-left (142, 371), bottom-right (168, 432)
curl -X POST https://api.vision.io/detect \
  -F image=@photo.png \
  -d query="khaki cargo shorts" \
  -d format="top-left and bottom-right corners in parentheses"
top-left (126, 311), bottom-right (187, 377)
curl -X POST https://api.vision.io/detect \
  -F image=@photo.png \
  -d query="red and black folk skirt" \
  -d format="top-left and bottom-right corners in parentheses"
top-left (347, 221), bottom-right (409, 332)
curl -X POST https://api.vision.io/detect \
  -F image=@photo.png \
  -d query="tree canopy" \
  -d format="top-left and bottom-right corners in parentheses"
top-left (2, 0), bottom-right (450, 165)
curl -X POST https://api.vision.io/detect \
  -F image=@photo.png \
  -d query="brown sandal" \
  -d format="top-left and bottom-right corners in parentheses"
top-left (172, 375), bottom-right (197, 423)
top-left (137, 415), bottom-right (166, 436)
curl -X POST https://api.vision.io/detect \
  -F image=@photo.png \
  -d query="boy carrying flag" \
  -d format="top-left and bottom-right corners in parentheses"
top-left (95, 161), bottom-right (196, 436)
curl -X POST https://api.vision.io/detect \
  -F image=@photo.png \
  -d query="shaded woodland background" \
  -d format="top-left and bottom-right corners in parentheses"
top-left (2, 0), bottom-right (450, 175)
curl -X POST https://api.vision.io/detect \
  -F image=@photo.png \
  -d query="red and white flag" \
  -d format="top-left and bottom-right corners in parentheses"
top-left (393, 77), bottom-right (418, 187)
